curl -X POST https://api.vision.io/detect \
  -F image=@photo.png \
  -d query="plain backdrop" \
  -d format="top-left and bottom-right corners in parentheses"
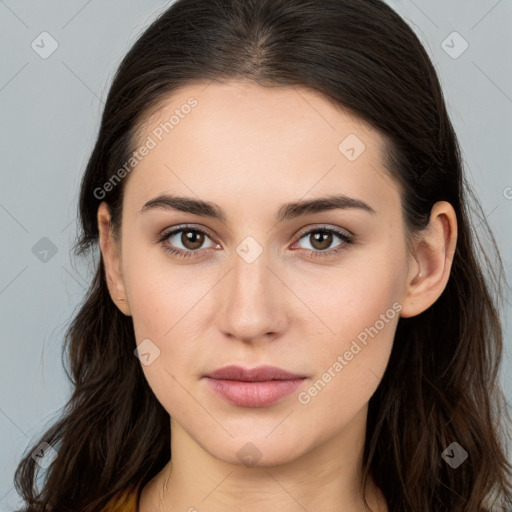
top-left (1, 1), bottom-right (511, 509)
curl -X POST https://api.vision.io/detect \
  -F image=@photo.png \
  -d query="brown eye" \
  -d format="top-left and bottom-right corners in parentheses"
top-left (309, 231), bottom-right (334, 251)
top-left (180, 230), bottom-right (206, 250)
top-left (294, 226), bottom-right (354, 258)
top-left (158, 225), bottom-right (354, 260)
top-left (159, 226), bottom-right (216, 258)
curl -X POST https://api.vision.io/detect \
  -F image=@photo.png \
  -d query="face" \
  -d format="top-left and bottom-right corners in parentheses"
top-left (101, 80), bottom-right (417, 467)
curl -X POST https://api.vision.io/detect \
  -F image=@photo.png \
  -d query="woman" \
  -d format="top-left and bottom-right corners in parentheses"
top-left (14, 0), bottom-right (512, 511)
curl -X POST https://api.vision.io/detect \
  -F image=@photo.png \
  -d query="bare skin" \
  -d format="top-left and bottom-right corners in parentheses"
top-left (97, 80), bottom-right (457, 512)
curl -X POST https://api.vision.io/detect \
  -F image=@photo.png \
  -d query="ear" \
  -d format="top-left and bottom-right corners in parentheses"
top-left (97, 201), bottom-right (132, 316)
top-left (400, 201), bottom-right (457, 318)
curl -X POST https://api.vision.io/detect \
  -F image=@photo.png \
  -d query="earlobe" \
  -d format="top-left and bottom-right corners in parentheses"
top-left (400, 201), bottom-right (457, 318)
top-left (97, 202), bottom-right (132, 317)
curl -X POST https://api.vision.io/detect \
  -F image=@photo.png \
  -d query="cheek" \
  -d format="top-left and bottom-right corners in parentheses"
top-left (123, 241), bottom-right (208, 342)
top-left (121, 248), bottom-right (204, 404)
top-left (298, 250), bottom-right (403, 342)
top-left (126, 266), bottom-right (202, 419)
top-left (296, 297), bottom-right (398, 427)
top-left (293, 256), bottom-right (402, 411)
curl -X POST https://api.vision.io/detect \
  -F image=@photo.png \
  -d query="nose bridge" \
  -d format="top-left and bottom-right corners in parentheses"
top-left (230, 234), bottom-right (273, 310)
top-left (218, 233), bottom-right (286, 340)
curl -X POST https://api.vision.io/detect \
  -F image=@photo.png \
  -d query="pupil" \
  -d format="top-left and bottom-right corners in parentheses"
top-left (184, 231), bottom-right (203, 249)
top-left (313, 232), bottom-right (332, 250)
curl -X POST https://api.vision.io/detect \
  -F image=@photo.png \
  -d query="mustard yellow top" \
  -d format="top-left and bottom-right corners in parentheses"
top-left (101, 484), bottom-right (140, 512)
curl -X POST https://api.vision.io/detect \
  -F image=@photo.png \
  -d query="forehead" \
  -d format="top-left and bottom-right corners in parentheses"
top-left (123, 80), bottom-right (400, 220)
top-left (135, 80), bottom-right (381, 153)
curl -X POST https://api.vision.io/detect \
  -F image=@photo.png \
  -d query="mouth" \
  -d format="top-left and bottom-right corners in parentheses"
top-left (203, 365), bottom-right (308, 408)
top-left (204, 364), bottom-right (307, 382)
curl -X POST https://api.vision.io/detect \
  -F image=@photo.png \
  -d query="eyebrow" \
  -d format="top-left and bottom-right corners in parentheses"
top-left (139, 193), bottom-right (376, 222)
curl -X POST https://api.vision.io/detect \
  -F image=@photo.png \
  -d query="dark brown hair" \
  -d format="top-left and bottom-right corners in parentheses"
top-left (14, 0), bottom-right (512, 510)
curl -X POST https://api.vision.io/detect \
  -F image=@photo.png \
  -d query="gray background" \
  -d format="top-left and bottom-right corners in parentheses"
top-left (0, 0), bottom-right (511, 509)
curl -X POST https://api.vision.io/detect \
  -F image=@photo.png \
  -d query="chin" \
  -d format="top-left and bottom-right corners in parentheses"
top-left (198, 433), bottom-right (310, 469)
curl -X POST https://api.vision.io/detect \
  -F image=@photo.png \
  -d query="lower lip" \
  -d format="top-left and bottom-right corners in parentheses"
top-left (204, 377), bottom-right (306, 407)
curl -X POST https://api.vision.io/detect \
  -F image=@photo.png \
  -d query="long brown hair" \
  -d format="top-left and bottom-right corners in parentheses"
top-left (14, 0), bottom-right (512, 510)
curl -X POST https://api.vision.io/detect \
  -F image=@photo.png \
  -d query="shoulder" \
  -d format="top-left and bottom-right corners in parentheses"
top-left (100, 484), bottom-right (140, 512)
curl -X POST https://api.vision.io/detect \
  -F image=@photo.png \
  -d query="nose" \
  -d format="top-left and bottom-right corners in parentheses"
top-left (216, 248), bottom-right (289, 344)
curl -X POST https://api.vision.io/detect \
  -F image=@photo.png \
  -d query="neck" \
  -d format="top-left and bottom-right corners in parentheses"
top-left (139, 405), bottom-right (387, 512)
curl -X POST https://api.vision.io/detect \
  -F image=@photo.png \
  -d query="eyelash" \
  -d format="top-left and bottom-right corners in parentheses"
top-left (157, 224), bottom-right (355, 260)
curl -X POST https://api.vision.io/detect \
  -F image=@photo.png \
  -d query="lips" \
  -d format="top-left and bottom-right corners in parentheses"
top-left (203, 365), bottom-right (308, 407)
top-left (204, 365), bottom-right (307, 382)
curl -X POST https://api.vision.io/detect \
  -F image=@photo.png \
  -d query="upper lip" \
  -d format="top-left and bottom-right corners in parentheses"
top-left (204, 365), bottom-right (307, 382)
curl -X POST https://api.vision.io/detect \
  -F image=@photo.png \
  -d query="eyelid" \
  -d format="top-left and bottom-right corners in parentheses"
top-left (158, 223), bottom-right (214, 239)
top-left (158, 223), bottom-right (353, 242)
top-left (157, 223), bottom-right (355, 258)
top-left (157, 224), bottom-right (218, 248)
top-left (294, 224), bottom-right (354, 240)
